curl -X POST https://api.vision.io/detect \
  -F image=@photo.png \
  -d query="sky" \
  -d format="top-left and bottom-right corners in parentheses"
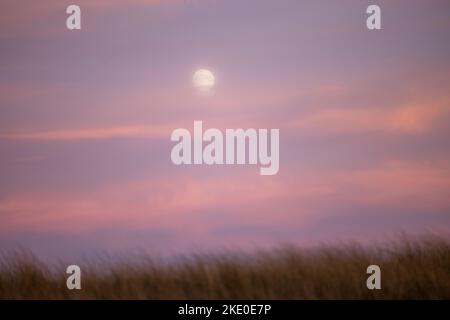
top-left (0, 0), bottom-right (450, 262)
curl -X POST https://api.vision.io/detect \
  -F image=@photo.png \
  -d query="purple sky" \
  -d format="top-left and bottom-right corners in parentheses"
top-left (1, 0), bottom-right (450, 262)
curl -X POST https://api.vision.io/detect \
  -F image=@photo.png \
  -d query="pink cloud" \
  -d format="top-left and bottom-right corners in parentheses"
top-left (0, 125), bottom-right (171, 141)
top-left (1, 159), bottom-right (449, 240)
top-left (287, 101), bottom-right (450, 136)
top-left (0, 0), bottom-right (181, 38)
top-left (0, 170), bottom-right (286, 234)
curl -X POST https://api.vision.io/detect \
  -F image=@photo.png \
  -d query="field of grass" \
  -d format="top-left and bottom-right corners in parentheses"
top-left (0, 236), bottom-right (449, 299)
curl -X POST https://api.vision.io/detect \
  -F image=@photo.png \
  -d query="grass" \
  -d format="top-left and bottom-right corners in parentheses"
top-left (0, 236), bottom-right (449, 299)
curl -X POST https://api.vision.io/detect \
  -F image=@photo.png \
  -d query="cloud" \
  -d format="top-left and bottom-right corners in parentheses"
top-left (0, 0), bottom-right (180, 39)
top-left (0, 125), bottom-right (170, 141)
top-left (0, 170), bottom-right (286, 233)
top-left (1, 159), bottom-right (449, 236)
top-left (287, 100), bottom-right (450, 136)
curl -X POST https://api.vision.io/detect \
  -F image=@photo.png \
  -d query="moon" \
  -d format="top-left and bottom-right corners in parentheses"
top-left (193, 69), bottom-right (215, 91)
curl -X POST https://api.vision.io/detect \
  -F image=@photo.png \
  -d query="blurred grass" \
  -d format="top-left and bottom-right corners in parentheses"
top-left (0, 236), bottom-right (449, 299)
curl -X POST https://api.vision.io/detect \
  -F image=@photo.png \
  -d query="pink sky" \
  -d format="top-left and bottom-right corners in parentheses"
top-left (0, 0), bottom-right (450, 261)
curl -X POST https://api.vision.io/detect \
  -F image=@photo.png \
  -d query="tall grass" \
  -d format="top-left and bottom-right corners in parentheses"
top-left (0, 236), bottom-right (449, 299)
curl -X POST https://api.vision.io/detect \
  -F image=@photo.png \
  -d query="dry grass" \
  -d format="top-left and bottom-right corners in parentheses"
top-left (0, 236), bottom-right (449, 299)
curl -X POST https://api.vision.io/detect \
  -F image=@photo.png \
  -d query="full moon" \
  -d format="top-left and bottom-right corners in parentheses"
top-left (193, 69), bottom-right (215, 91)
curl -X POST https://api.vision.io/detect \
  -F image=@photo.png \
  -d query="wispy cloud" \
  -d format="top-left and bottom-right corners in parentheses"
top-left (0, 125), bottom-right (171, 141)
top-left (287, 99), bottom-right (450, 136)
top-left (0, 0), bottom-right (180, 38)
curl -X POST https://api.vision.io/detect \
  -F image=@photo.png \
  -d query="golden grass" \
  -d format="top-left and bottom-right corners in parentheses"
top-left (0, 236), bottom-right (449, 299)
